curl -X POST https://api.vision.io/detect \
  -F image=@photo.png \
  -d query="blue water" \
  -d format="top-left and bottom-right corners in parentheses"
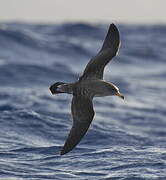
top-left (0, 22), bottom-right (166, 180)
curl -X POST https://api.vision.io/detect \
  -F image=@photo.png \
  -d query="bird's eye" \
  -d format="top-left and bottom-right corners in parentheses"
top-left (112, 88), bottom-right (116, 92)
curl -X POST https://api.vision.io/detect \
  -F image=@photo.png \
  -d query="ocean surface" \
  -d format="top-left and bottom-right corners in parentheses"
top-left (0, 22), bottom-right (166, 180)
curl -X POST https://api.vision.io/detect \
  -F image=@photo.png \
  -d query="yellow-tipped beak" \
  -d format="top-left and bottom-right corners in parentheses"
top-left (116, 92), bottom-right (124, 100)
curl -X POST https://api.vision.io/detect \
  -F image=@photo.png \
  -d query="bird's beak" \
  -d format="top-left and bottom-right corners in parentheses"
top-left (115, 92), bottom-right (124, 100)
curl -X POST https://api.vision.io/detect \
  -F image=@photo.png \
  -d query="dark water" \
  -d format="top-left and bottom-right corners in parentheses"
top-left (0, 22), bottom-right (166, 180)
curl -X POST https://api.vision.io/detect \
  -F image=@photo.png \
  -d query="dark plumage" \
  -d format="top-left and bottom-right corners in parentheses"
top-left (50, 24), bottom-right (124, 155)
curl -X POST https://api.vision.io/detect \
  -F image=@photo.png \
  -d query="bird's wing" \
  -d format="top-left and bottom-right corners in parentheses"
top-left (79, 24), bottom-right (120, 81)
top-left (60, 96), bottom-right (94, 155)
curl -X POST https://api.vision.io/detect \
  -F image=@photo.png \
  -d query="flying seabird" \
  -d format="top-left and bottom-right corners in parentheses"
top-left (50, 24), bottom-right (124, 155)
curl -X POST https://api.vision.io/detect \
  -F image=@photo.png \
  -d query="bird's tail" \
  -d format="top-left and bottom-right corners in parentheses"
top-left (49, 82), bottom-right (66, 94)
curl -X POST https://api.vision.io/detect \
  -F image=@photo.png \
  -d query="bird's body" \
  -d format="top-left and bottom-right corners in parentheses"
top-left (50, 24), bottom-right (124, 155)
top-left (57, 80), bottom-right (120, 98)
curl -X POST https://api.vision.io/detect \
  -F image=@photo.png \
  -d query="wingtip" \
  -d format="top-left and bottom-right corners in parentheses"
top-left (60, 147), bottom-right (70, 155)
top-left (60, 151), bottom-right (64, 156)
top-left (100, 23), bottom-right (120, 52)
top-left (110, 23), bottom-right (115, 26)
top-left (109, 23), bottom-right (118, 31)
top-left (60, 150), bottom-right (66, 156)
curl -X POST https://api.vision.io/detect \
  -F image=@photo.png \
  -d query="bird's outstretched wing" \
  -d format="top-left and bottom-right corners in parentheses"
top-left (60, 96), bottom-right (94, 155)
top-left (79, 24), bottom-right (120, 81)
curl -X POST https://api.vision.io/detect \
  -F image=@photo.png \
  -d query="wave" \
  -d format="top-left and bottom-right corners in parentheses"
top-left (0, 22), bottom-right (166, 179)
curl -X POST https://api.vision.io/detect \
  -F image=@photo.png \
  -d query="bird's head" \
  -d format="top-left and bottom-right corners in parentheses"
top-left (115, 90), bottom-right (124, 100)
top-left (49, 82), bottom-right (67, 94)
top-left (111, 84), bottom-right (124, 100)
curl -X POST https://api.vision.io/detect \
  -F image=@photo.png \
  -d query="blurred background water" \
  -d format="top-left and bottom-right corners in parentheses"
top-left (0, 22), bottom-right (166, 180)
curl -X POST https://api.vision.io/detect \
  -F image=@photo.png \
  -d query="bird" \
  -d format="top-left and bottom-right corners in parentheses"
top-left (49, 24), bottom-right (124, 155)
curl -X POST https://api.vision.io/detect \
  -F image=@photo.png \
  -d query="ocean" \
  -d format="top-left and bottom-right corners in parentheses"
top-left (0, 22), bottom-right (166, 179)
